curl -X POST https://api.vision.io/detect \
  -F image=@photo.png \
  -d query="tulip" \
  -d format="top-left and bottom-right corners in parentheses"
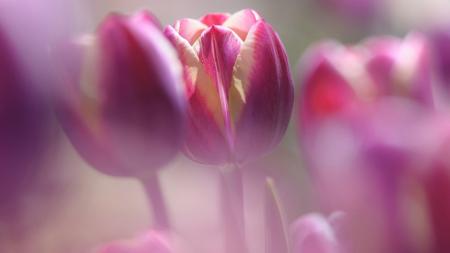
top-left (165, 9), bottom-right (294, 165)
top-left (298, 34), bottom-right (433, 158)
top-left (299, 95), bottom-right (450, 253)
top-left (291, 213), bottom-right (342, 253)
top-left (56, 11), bottom-right (186, 229)
top-left (57, 11), bottom-right (186, 178)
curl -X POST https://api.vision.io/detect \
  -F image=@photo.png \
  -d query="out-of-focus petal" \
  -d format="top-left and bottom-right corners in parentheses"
top-left (173, 19), bottom-right (207, 45)
top-left (199, 13), bottom-right (230, 26)
top-left (233, 21), bottom-right (293, 162)
top-left (94, 231), bottom-right (173, 253)
top-left (291, 213), bottom-right (340, 253)
top-left (391, 33), bottom-right (434, 105)
top-left (223, 9), bottom-right (262, 41)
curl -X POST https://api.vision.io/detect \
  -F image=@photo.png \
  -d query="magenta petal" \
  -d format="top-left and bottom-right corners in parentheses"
top-left (430, 26), bottom-right (450, 86)
top-left (234, 21), bottom-right (294, 162)
top-left (0, 23), bottom-right (53, 215)
top-left (198, 26), bottom-right (242, 149)
top-left (199, 13), bottom-right (230, 26)
top-left (300, 45), bottom-right (355, 123)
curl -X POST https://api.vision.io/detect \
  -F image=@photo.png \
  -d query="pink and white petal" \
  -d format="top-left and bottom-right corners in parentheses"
top-left (393, 33), bottom-right (434, 105)
top-left (232, 21), bottom-right (294, 162)
top-left (199, 13), bottom-right (230, 26)
top-left (223, 9), bottom-right (262, 41)
top-left (173, 18), bottom-right (207, 45)
top-left (183, 90), bottom-right (231, 165)
top-left (164, 25), bottom-right (201, 96)
top-left (198, 25), bottom-right (242, 149)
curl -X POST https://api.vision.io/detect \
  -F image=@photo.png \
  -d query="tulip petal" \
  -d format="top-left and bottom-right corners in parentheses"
top-left (164, 25), bottom-right (201, 96)
top-left (223, 9), bottom-right (262, 41)
top-left (198, 26), bottom-right (242, 149)
top-left (173, 18), bottom-right (207, 45)
top-left (175, 26), bottom-right (242, 164)
top-left (199, 13), bottom-right (230, 26)
top-left (299, 44), bottom-right (356, 121)
top-left (393, 33), bottom-right (433, 105)
top-left (291, 213), bottom-right (340, 253)
top-left (233, 21), bottom-right (293, 161)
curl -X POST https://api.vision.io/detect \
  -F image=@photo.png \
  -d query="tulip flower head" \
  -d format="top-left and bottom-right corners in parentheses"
top-left (165, 9), bottom-right (294, 165)
top-left (57, 11), bottom-right (186, 178)
top-left (291, 213), bottom-right (342, 253)
top-left (298, 34), bottom-right (433, 147)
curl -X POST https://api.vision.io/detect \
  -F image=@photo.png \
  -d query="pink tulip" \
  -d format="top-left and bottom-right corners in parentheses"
top-left (291, 213), bottom-right (342, 253)
top-left (165, 9), bottom-right (294, 165)
top-left (299, 96), bottom-right (450, 253)
top-left (298, 34), bottom-right (434, 160)
top-left (57, 11), bottom-right (186, 178)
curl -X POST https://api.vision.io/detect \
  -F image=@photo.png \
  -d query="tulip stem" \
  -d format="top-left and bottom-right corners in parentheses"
top-left (141, 174), bottom-right (170, 230)
top-left (265, 177), bottom-right (291, 253)
top-left (220, 165), bottom-right (247, 253)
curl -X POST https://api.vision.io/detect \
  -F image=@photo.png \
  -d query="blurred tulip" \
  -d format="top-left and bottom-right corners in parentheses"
top-left (57, 11), bottom-right (186, 178)
top-left (0, 21), bottom-right (54, 218)
top-left (93, 231), bottom-right (174, 253)
top-left (299, 96), bottom-right (450, 253)
top-left (298, 34), bottom-right (433, 154)
top-left (291, 213), bottom-right (341, 253)
top-left (165, 9), bottom-right (294, 165)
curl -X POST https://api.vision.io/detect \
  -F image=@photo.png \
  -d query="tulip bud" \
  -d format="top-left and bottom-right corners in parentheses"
top-left (56, 11), bottom-right (186, 178)
top-left (291, 213), bottom-right (341, 253)
top-left (165, 9), bottom-right (294, 165)
top-left (298, 34), bottom-right (433, 143)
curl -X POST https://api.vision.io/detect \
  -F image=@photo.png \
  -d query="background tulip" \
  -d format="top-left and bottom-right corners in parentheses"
top-left (291, 213), bottom-right (341, 253)
top-left (56, 11), bottom-right (186, 230)
top-left (0, 17), bottom-right (56, 233)
top-left (165, 9), bottom-right (294, 165)
top-left (57, 11), bottom-right (186, 178)
top-left (298, 96), bottom-right (450, 253)
top-left (298, 34), bottom-right (434, 166)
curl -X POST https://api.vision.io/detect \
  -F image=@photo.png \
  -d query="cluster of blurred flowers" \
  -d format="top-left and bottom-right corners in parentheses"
top-left (1, 0), bottom-right (450, 252)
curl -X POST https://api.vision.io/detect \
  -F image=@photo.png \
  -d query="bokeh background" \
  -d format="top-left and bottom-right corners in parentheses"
top-left (1, 0), bottom-right (450, 252)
